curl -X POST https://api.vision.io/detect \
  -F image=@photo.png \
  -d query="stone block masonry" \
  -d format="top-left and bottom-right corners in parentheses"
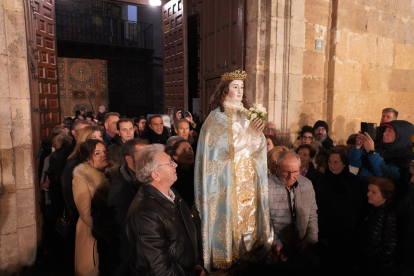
top-left (0, 0), bottom-right (37, 274)
top-left (246, 0), bottom-right (414, 145)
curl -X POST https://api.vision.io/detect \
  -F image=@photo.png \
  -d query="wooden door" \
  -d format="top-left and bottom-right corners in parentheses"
top-left (199, 0), bottom-right (245, 119)
top-left (34, 0), bottom-right (60, 139)
top-left (163, 0), bottom-right (188, 113)
top-left (24, 0), bottom-right (43, 242)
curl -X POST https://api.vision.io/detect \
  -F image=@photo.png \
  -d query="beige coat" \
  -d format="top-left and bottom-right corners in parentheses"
top-left (72, 162), bottom-right (117, 276)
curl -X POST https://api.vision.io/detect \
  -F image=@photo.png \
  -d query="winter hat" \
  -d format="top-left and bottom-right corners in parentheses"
top-left (313, 120), bottom-right (329, 132)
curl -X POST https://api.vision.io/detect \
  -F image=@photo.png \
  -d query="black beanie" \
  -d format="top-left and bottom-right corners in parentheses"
top-left (313, 120), bottom-right (329, 132)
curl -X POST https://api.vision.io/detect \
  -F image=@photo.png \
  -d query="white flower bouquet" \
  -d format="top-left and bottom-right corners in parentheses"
top-left (247, 103), bottom-right (267, 121)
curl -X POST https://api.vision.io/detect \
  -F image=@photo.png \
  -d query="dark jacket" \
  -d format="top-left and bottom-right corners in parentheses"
top-left (56, 138), bottom-right (76, 183)
top-left (105, 165), bottom-right (142, 276)
top-left (304, 162), bottom-right (321, 184)
top-left (108, 135), bottom-right (125, 166)
top-left (61, 153), bottom-right (82, 220)
top-left (103, 130), bottom-right (115, 147)
top-left (126, 184), bottom-right (198, 276)
top-left (148, 127), bottom-right (170, 145)
top-left (358, 203), bottom-right (398, 276)
top-left (314, 167), bottom-right (362, 270)
top-left (321, 135), bottom-right (334, 151)
top-left (96, 111), bottom-right (107, 122)
top-left (397, 182), bottom-right (414, 276)
top-left (350, 120), bottom-right (414, 201)
top-left (173, 164), bottom-right (195, 208)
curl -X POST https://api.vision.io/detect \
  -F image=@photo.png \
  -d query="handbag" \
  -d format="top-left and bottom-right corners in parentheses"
top-left (55, 208), bottom-right (70, 239)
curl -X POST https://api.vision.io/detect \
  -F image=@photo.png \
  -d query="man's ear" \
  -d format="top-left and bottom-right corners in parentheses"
top-left (71, 130), bottom-right (76, 137)
top-left (124, 155), bottom-right (133, 164)
top-left (151, 171), bottom-right (159, 182)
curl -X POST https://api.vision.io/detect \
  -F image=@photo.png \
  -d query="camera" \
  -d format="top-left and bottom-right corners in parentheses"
top-left (181, 110), bottom-right (190, 118)
top-left (361, 122), bottom-right (377, 140)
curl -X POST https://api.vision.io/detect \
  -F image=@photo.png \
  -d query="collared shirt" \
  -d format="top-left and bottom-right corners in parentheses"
top-left (104, 131), bottom-right (113, 142)
top-left (160, 188), bottom-right (176, 203)
top-left (300, 165), bottom-right (309, 177)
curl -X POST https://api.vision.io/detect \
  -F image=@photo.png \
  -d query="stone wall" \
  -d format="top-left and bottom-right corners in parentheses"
top-left (247, 0), bottom-right (414, 145)
top-left (0, 0), bottom-right (37, 274)
top-left (327, 0), bottom-right (414, 144)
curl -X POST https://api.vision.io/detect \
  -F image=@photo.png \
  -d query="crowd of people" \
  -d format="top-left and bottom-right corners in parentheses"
top-left (37, 105), bottom-right (414, 276)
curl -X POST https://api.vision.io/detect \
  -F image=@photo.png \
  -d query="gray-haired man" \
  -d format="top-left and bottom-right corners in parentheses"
top-left (268, 151), bottom-right (318, 271)
top-left (125, 144), bottom-right (205, 276)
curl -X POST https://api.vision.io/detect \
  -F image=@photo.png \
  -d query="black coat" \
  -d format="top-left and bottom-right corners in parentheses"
top-left (104, 165), bottom-right (142, 276)
top-left (321, 135), bottom-right (334, 151)
top-left (398, 182), bottom-right (414, 275)
top-left (56, 138), bottom-right (76, 184)
top-left (61, 153), bottom-right (81, 220)
top-left (304, 162), bottom-right (321, 184)
top-left (173, 164), bottom-right (195, 208)
top-left (126, 184), bottom-right (199, 276)
top-left (313, 167), bottom-right (362, 272)
top-left (108, 135), bottom-right (125, 166)
top-left (358, 203), bottom-right (398, 276)
top-left (148, 127), bottom-right (170, 145)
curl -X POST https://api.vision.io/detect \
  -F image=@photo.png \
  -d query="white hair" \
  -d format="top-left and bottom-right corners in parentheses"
top-left (277, 151), bottom-right (301, 168)
top-left (265, 121), bottom-right (276, 126)
top-left (134, 144), bottom-right (166, 184)
top-left (166, 136), bottom-right (185, 148)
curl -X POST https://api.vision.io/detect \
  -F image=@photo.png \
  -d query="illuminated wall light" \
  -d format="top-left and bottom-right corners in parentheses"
top-left (149, 0), bottom-right (162, 6)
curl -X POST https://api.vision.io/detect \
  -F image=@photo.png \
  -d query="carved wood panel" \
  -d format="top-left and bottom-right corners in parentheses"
top-left (58, 57), bottom-right (108, 116)
top-left (199, 0), bottom-right (245, 119)
top-left (163, 0), bottom-right (188, 113)
top-left (34, 0), bottom-right (60, 139)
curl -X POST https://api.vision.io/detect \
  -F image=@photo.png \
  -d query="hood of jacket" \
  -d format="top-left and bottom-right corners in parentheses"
top-left (380, 120), bottom-right (414, 149)
top-left (376, 120), bottom-right (414, 167)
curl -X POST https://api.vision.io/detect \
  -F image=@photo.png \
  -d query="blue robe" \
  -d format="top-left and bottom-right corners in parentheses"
top-left (194, 105), bottom-right (270, 271)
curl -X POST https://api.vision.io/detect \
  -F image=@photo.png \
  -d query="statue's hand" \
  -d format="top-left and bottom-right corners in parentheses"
top-left (249, 118), bottom-right (264, 136)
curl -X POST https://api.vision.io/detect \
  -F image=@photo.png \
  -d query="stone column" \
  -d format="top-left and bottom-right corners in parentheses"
top-left (245, 0), bottom-right (307, 144)
top-left (0, 0), bottom-right (37, 273)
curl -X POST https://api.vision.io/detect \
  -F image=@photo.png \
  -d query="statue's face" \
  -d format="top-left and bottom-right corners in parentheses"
top-left (227, 80), bottom-right (244, 102)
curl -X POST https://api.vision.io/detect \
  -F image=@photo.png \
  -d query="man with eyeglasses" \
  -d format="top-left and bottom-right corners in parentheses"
top-left (313, 120), bottom-right (334, 151)
top-left (263, 121), bottom-right (277, 136)
top-left (126, 144), bottom-right (205, 276)
top-left (268, 151), bottom-right (318, 273)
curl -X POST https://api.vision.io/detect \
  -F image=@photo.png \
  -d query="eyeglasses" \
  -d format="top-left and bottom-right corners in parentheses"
top-left (301, 136), bottom-right (314, 140)
top-left (264, 127), bottom-right (276, 131)
top-left (93, 149), bottom-right (108, 158)
top-left (157, 160), bottom-right (177, 168)
top-left (282, 170), bottom-right (299, 176)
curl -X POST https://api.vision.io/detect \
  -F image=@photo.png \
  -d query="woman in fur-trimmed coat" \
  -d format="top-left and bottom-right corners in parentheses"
top-left (72, 139), bottom-right (118, 276)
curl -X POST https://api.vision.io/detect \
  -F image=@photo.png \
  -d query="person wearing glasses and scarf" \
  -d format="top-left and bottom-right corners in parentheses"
top-left (72, 139), bottom-right (118, 276)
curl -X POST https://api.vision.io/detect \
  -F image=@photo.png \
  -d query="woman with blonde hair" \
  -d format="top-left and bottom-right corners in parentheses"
top-left (267, 146), bottom-right (289, 175)
top-left (62, 126), bottom-right (104, 224)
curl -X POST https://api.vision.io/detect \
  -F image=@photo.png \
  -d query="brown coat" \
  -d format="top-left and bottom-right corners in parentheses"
top-left (72, 162), bottom-right (117, 276)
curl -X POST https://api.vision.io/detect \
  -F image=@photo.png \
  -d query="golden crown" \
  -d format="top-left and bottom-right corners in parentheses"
top-left (221, 69), bottom-right (247, 81)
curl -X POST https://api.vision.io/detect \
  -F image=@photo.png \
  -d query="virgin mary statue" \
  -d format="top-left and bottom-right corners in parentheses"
top-left (194, 70), bottom-right (271, 272)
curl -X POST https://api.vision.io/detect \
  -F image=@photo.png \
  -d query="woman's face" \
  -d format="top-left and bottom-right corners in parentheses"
top-left (92, 130), bottom-right (103, 141)
top-left (298, 148), bottom-right (312, 168)
top-left (328, 153), bottom-right (345, 175)
top-left (300, 132), bottom-right (314, 145)
top-left (173, 142), bottom-right (194, 165)
top-left (367, 184), bottom-right (386, 207)
top-left (266, 138), bottom-right (275, 152)
top-left (227, 80), bottom-right (244, 102)
top-left (138, 119), bottom-right (146, 131)
top-left (89, 143), bottom-right (109, 171)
